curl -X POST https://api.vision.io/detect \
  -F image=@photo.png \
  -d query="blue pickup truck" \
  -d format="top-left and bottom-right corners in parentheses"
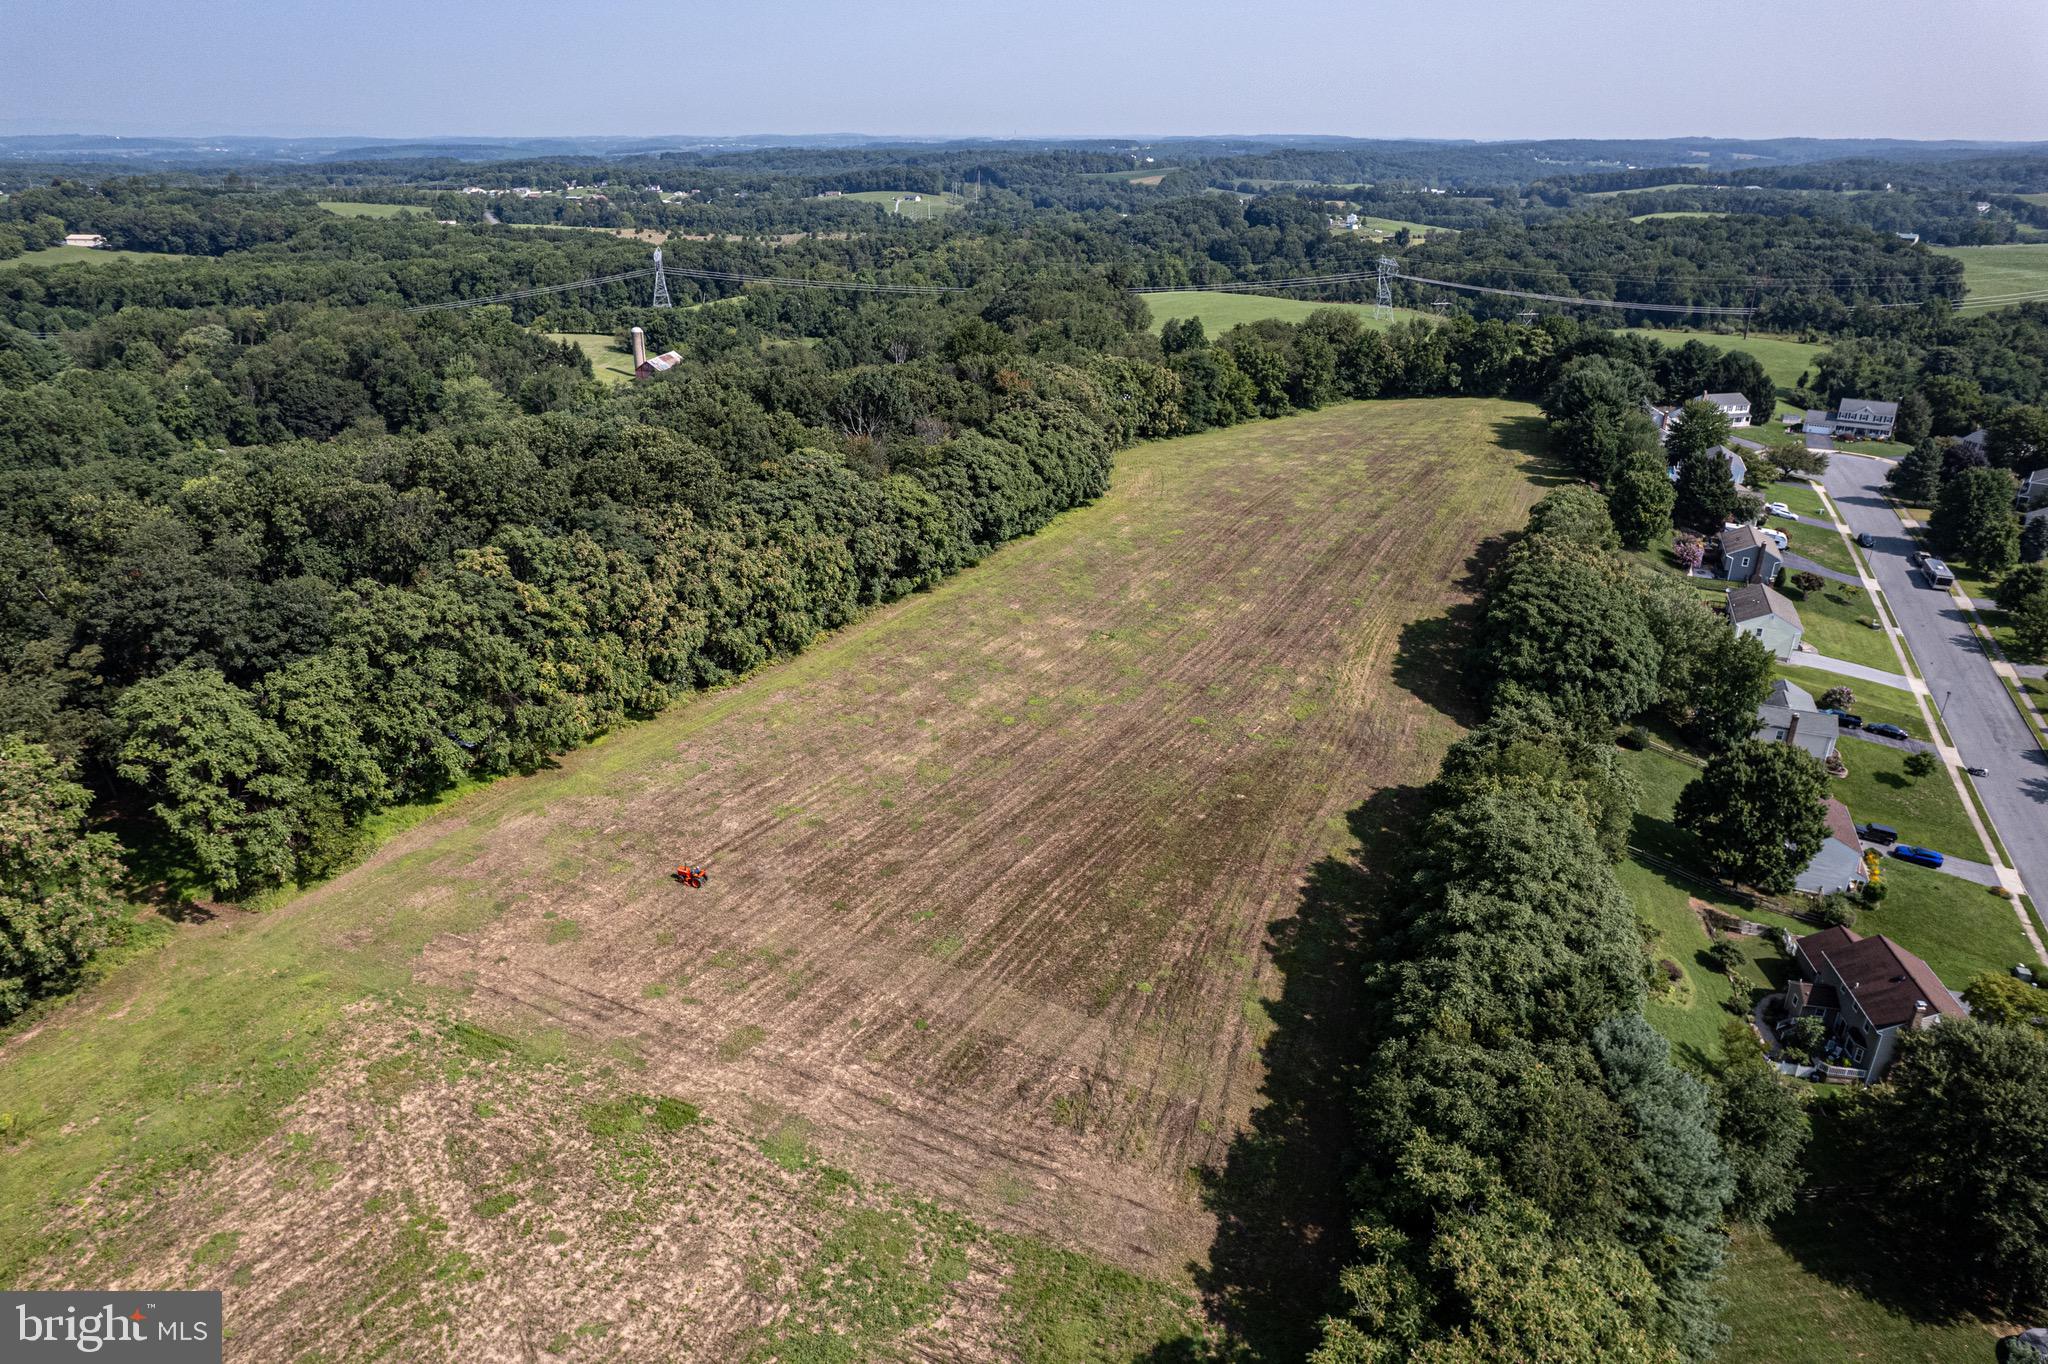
top-left (1893, 844), bottom-right (1946, 869)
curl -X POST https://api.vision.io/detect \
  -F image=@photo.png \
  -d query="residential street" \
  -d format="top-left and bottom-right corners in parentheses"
top-left (1821, 453), bottom-right (2048, 929)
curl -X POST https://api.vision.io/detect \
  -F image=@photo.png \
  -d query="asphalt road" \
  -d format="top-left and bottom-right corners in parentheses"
top-left (1822, 454), bottom-right (2048, 923)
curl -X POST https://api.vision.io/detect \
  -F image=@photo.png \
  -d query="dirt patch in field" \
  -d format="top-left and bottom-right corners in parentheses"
top-left (27, 1011), bottom-right (1201, 1362)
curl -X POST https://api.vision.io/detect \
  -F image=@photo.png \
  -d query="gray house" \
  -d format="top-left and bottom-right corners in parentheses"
top-left (1802, 408), bottom-right (1834, 437)
top-left (1754, 676), bottom-right (1838, 759)
top-left (1716, 523), bottom-right (1782, 584)
top-left (1728, 583), bottom-right (1806, 660)
top-left (1669, 443), bottom-right (1749, 491)
top-left (1833, 398), bottom-right (1900, 440)
top-left (1795, 799), bottom-right (1867, 895)
top-left (1780, 925), bottom-right (1964, 1080)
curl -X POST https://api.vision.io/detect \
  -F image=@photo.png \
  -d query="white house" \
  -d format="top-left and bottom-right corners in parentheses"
top-left (1795, 800), bottom-right (1868, 895)
top-left (2018, 467), bottom-right (2048, 512)
top-left (1700, 391), bottom-right (1753, 427)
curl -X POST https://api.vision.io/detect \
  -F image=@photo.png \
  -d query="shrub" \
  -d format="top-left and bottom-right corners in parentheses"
top-left (1791, 570), bottom-right (1825, 594)
top-left (1819, 686), bottom-right (1854, 710)
top-left (1860, 879), bottom-right (1888, 906)
top-left (1903, 751), bottom-right (1938, 779)
top-left (1812, 895), bottom-right (1859, 928)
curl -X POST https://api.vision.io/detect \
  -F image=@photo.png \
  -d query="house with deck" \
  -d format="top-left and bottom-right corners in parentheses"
top-left (1779, 926), bottom-right (1964, 1080)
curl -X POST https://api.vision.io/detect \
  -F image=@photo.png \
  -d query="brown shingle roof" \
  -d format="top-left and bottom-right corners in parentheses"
top-left (1796, 928), bottom-right (1963, 1029)
top-left (1822, 798), bottom-right (1860, 852)
top-left (1719, 524), bottom-right (1765, 555)
top-left (1728, 582), bottom-right (1801, 627)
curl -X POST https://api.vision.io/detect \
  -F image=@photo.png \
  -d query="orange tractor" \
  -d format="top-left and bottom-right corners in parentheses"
top-left (672, 863), bottom-right (709, 888)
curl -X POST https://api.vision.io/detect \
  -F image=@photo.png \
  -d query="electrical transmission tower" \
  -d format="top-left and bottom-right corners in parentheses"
top-left (1374, 255), bottom-right (1395, 320)
top-left (650, 248), bottom-right (672, 309)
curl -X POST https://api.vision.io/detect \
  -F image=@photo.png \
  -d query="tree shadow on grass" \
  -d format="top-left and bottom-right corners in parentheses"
top-left (1179, 785), bottom-right (1422, 1362)
top-left (1392, 535), bottom-right (1511, 725)
top-left (1489, 414), bottom-right (1569, 486)
top-left (1767, 1099), bottom-right (2003, 1331)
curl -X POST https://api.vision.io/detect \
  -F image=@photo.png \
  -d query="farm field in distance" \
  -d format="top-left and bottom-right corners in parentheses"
top-left (1620, 328), bottom-right (1826, 394)
top-left (0, 244), bottom-right (191, 269)
top-left (315, 200), bottom-right (418, 217)
top-left (1140, 290), bottom-right (1437, 333)
top-left (839, 188), bottom-right (964, 216)
top-left (0, 397), bottom-right (1551, 1361)
top-left (1933, 241), bottom-right (2048, 307)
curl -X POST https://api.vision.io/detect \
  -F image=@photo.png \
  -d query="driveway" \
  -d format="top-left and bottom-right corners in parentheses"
top-left (1821, 454), bottom-right (2048, 923)
top-left (1781, 550), bottom-right (1858, 586)
top-left (1794, 652), bottom-right (1914, 692)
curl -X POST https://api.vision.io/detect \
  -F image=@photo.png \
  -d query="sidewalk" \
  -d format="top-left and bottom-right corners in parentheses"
top-left (1791, 651), bottom-right (1912, 691)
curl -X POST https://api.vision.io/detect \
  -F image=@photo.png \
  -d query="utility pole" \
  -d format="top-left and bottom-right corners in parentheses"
top-left (650, 248), bottom-right (672, 309)
top-left (1374, 255), bottom-right (1395, 320)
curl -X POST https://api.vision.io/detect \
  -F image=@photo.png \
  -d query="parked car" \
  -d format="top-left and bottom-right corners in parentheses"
top-left (1893, 844), bottom-right (1946, 869)
top-left (1966, 764), bottom-right (1989, 777)
top-left (1908, 549), bottom-right (1924, 567)
top-left (1864, 722), bottom-right (1909, 740)
top-left (1822, 710), bottom-right (1865, 730)
top-left (1857, 531), bottom-right (1875, 548)
top-left (1859, 822), bottom-right (1899, 846)
top-left (1766, 502), bottom-right (1800, 520)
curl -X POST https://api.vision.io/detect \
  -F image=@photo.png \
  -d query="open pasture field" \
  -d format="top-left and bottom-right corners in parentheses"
top-left (1140, 290), bottom-right (1436, 334)
top-left (842, 189), bottom-right (964, 216)
top-left (1620, 328), bottom-right (1825, 393)
top-left (0, 398), bottom-right (1549, 1360)
top-left (316, 200), bottom-right (418, 218)
top-left (543, 331), bottom-right (638, 384)
top-left (1935, 242), bottom-right (2048, 308)
top-left (0, 244), bottom-right (192, 270)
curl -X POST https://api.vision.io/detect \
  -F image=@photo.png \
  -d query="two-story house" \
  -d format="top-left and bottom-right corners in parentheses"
top-left (1700, 391), bottom-right (1752, 427)
top-left (1715, 523), bottom-right (1782, 584)
top-left (1779, 926), bottom-right (1964, 1080)
top-left (1832, 398), bottom-right (1900, 441)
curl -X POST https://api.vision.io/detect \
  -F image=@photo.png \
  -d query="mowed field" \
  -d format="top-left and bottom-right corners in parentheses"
top-left (316, 200), bottom-right (418, 218)
top-left (1934, 242), bottom-right (2048, 307)
top-left (0, 398), bottom-right (1550, 1361)
top-left (544, 331), bottom-right (639, 385)
top-left (1140, 290), bottom-right (1437, 333)
top-left (0, 244), bottom-right (191, 270)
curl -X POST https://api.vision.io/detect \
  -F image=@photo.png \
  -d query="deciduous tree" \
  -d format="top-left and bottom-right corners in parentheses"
top-left (1675, 740), bottom-right (1829, 893)
top-left (0, 737), bottom-right (126, 1021)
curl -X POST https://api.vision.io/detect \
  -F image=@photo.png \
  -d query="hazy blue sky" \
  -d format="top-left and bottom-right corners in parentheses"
top-left (5, 0), bottom-right (2045, 141)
